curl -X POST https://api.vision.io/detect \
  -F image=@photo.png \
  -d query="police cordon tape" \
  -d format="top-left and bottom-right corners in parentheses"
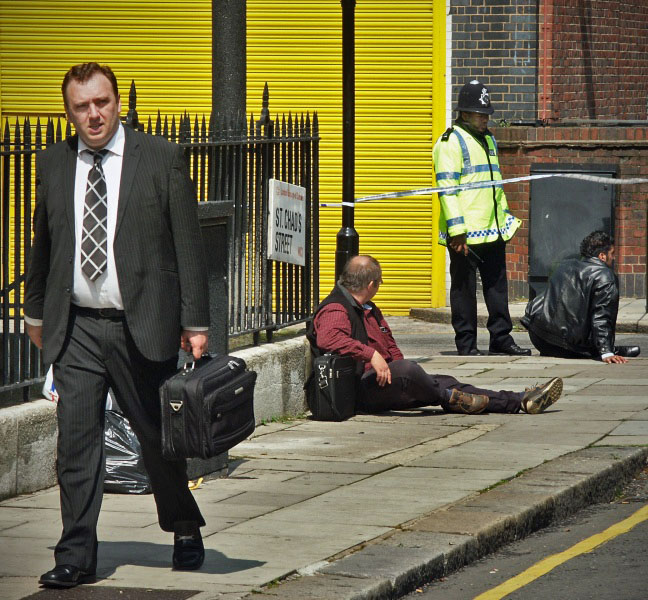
top-left (319, 172), bottom-right (648, 207)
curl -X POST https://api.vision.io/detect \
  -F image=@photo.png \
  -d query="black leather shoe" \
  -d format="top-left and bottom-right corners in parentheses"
top-left (489, 343), bottom-right (531, 356)
top-left (458, 348), bottom-right (484, 356)
top-left (173, 521), bottom-right (205, 571)
top-left (39, 565), bottom-right (96, 588)
top-left (615, 345), bottom-right (640, 358)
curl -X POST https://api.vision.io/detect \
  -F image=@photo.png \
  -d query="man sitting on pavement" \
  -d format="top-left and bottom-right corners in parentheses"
top-left (308, 255), bottom-right (562, 415)
top-left (521, 230), bottom-right (640, 364)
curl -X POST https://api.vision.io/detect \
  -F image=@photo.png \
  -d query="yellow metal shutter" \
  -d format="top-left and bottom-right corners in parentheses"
top-left (248, 1), bottom-right (446, 313)
top-left (0, 1), bottom-right (213, 119)
top-left (0, 0), bottom-right (446, 314)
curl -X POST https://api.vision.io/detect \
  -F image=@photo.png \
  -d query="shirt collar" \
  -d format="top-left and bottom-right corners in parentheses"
top-left (77, 122), bottom-right (125, 158)
top-left (336, 283), bottom-right (375, 312)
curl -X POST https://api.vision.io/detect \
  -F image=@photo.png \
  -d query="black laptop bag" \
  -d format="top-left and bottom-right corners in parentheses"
top-left (160, 354), bottom-right (256, 459)
top-left (306, 353), bottom-right (357, 421)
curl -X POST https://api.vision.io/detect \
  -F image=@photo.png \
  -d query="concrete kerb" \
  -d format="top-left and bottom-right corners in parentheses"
top-left (0, 337), bottom-right (310, 501)
top-left (410, 303), bottom-right (648, 335)
top-left (248, 446), bottom-right (648, 600)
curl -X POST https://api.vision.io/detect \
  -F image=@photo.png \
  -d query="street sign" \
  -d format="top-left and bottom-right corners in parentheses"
top-left (267, 179), bottom-right (306, 266)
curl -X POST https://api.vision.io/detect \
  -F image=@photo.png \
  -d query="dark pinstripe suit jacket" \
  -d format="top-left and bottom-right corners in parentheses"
top-left (25, 126), bottom-right (209, 364)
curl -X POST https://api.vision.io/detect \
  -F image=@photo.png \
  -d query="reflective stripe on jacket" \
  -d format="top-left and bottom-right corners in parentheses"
top-left (432, 124), bottom-right (520, 246)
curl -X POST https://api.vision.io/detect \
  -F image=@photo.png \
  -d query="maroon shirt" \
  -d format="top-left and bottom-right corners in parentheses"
top-left (313, 301), bottom-right (404, 372)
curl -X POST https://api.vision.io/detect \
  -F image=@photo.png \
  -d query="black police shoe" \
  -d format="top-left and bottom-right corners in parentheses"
top-left (489, 343), bottom-right (532, 356)
top-left (458, 348), bottom-right (484, 356)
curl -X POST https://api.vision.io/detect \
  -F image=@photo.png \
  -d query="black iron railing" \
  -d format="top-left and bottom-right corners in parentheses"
top-left (0, 84), bottom-right (320, 399)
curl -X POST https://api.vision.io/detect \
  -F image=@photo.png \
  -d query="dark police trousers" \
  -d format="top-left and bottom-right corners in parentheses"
top-left (448, 239), bottom-right (515, 354)
top-left (357, 359), bottom-right (522, 413)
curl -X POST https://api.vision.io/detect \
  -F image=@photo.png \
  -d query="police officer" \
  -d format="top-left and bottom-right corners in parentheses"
top-left (433, 79), bottom-right (531, 356)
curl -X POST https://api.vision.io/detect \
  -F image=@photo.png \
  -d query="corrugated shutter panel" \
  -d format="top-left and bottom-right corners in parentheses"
top-left (0, 1), bottom-right (213, 119)
top-left (248, 1), bottom-right (445, 313)
top-left (0, 1), bottom-right (446, 314)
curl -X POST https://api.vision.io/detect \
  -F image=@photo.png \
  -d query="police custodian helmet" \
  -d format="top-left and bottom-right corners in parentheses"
top-left (455, 79), bottom-right (494, 115)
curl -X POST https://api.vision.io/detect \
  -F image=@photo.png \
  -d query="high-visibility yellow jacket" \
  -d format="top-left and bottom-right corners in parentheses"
top-left (432, 123), bottom-right (520, 246)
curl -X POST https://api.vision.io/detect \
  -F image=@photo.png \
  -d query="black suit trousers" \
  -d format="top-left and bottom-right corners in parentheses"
top-left (52, 309), bottom-right (204, 572)
top-left (358, 359), bottom-right (522, 414)
top-left (448, 240), bottom-right (515, 354)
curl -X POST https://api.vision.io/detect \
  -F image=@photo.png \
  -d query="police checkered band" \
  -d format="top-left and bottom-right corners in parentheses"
top-left (439, 213), bottom-right (517, 241)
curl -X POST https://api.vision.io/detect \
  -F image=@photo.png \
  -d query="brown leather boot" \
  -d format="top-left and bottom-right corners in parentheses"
top-left (445, 389), bottom-right (489, 414)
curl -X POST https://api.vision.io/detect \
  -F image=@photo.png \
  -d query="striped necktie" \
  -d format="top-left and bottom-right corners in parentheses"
top-left (81, 149), bottom-right (109, 281)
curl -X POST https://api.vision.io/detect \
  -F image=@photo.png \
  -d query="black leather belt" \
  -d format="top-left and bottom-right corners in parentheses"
top-left (72, 305), bottom-right (125, 319)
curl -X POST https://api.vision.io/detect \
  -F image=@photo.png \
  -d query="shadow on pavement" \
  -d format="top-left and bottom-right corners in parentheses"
top-left (95, 541), bottom-right (265, 577)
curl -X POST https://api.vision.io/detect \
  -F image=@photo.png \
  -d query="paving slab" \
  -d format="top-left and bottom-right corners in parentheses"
top-left (409, 440), bottom-right (581, 471)
top-left (0, 577), bottom-right (45, 600)
top-left (227, 457), bottom-right (390, 476)
top-left (480, 366), bottom-right (589, 378)
top-left (593, 436), bottom-right (648, 446)
top-left (368, 424), bottom-right (500, 465)
top-left (481, 419), bottom-right (612, 434)
top-left (571, 384), bottom-right (648, 396)
top-left (232, 420), bottom-right (463, 463)
top-left (1, 311), bottom-right (646, 600)
top-left (0, 488), bottom-right (61, 510)
top-left (608, 421), bottom-right (648, 435)
top-left (441, 376), bottom-right (510, 386)
top-left (627, 410), bottom-right (648, 420)
top-left (477, 428), bottom-right (607, 445)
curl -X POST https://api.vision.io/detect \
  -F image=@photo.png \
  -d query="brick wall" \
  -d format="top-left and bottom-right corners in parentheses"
top-left (451, 1), bottom-right (648, 122)
top-left (549, 2), bottom-right (648, 121)
top-left (449, 1), bottom-right (648, 298)
top-left (494, 126), bottom-right (648, 299)
top-left (451, 0), bottom-right (537, 122)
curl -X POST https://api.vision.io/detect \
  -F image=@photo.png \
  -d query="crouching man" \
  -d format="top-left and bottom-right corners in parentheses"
top-left (308, 255), bottom-right (562, 415)
top-left (521, 230), bottom-right (640, 364)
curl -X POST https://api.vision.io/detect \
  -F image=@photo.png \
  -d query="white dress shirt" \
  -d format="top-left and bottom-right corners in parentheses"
top-left (72, 123), bottom-right (126, 310)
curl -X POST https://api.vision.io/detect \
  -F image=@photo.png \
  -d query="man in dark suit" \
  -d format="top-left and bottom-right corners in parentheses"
top-left (25, 63), bottom-right (210, 588)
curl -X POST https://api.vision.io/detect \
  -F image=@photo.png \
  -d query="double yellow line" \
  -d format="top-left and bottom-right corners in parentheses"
top-left (475, 503), bottom-right (648, 600)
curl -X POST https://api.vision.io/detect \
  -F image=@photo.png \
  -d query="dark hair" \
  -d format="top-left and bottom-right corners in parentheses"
top-left (62, 63), bottom-right (119, 107)
top-left (339, 255), bottom-right (382, 292)
top-left (580, 230), bottom-right (613, 258)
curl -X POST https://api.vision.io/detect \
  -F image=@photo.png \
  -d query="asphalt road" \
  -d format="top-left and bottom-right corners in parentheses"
top-left (401, 466), bottom-right (648, 600)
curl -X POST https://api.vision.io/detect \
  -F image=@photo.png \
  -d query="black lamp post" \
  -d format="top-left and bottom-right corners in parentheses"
top-left (335, 0), bottom-right (360, 281)
top-left (212, 0), bottom-right (246, 125)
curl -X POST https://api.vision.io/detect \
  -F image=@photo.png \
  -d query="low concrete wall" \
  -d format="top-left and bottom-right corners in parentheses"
top-left (0, 399), bottom-right (58, 500)
top-left (233, 336), bottom-right (310, 424)
top-left (0, 336), bottom-right (310, 501)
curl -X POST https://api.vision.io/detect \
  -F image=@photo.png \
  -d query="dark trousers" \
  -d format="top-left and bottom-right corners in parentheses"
top-left (52, 310), bottom-right (204, 572)
top-left (358, 359), bottom-right (522, 414)
top-left (528, 330), bottom-right (592, 359)
top-left (448, 240), bottom-right (515, 354)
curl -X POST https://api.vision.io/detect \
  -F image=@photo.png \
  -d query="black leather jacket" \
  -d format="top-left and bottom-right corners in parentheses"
top-left (521, 257), bottom-right (619, 356)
